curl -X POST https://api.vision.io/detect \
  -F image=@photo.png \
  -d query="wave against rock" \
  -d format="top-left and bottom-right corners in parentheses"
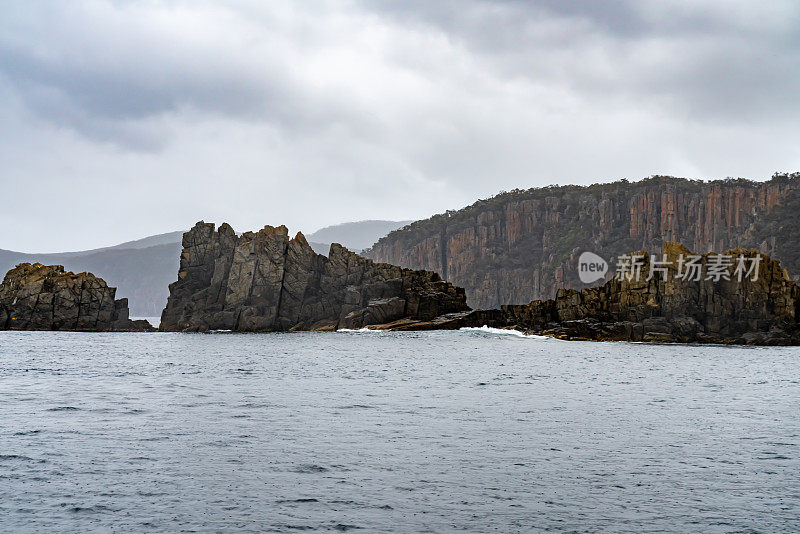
top-left (0, 263), bottom-right (153, 331)
top-left (159, 222), bottom-right (469, 332)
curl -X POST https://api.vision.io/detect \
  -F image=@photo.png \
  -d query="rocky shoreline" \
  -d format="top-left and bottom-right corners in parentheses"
top-left (365, 243), bottom-right (800, 345)
top-left (3, 224), bottom-right (800, 345)
top-left (502, 243), bottom-right (800, 345)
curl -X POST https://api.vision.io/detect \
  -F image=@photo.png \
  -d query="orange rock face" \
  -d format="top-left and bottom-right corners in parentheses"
top-left (364, 174), bottom-right (800, 309)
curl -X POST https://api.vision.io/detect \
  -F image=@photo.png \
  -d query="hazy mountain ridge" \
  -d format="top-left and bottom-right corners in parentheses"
top-left (307, 220), bottom-right (413, 252)
top-left (363, 173), bottom-right (800, 309)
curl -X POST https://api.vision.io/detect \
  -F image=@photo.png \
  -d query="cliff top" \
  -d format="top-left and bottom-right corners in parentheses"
top-left (365, 172), bottom-right (800, 253)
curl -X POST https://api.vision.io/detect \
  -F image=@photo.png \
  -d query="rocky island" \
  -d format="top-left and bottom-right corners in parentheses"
top-left (0, 263), bottom-right (154, 331)
top-left (367, 242), bottom-right (799, 345)
top-left (159, 222), bottom-right (469, 331)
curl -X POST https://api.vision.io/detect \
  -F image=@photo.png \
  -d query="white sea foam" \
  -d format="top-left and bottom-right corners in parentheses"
top-left (336, 328), bottom-right (381, 333)
top-left (459, 325), bottom-right (551, 339)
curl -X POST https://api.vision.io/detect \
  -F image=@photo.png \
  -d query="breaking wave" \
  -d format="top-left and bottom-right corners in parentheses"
top-left (459, 325), bottom-right (551, 339)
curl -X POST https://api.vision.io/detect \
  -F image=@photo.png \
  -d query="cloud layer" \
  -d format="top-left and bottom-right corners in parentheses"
top-left (2, 0), bottom-right (799, 251)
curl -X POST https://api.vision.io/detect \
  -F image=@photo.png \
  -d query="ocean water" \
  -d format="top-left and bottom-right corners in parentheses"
top-left (1, 328), bottom-right (798, 533)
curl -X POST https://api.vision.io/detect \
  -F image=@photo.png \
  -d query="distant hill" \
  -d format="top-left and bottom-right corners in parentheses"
top-left (6, 231), bottom-right (186, 258)
top-left (306, 220), bottom-right (413, 252)
top-left (95, 231), bottom-right (185, 252)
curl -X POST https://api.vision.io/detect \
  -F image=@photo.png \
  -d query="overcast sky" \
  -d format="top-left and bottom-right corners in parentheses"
top-left (2, 0), bottom-right (799, 252)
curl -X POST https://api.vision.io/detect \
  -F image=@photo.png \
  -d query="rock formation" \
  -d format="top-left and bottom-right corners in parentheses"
top-left (0, 263), bottom-right (154, 331)
top-left (363, 173), bottom-right (800, 309)
top-left (1, 237), bottom-right (182, 317)
top-left (457, 242), bottom-right (798, 345)
top-left (159, 222), bottom-right (469, 332)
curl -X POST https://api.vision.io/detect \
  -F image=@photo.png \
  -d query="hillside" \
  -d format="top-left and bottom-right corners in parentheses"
top-left (363, 173), bottom-right (800, 309)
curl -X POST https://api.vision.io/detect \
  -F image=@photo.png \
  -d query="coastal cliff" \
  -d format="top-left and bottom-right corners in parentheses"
top-left (363, 173), bottom-right (800, 309)
top-left (159, 222), bottom-right (468, 332)
top-left (0, 263), bottom-right (154, 331)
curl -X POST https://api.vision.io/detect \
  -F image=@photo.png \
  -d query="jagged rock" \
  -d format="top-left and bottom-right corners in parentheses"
top-left (0, 263), bottom-right (154, 331)
top-left (501, 243), bottom-right (800, 344)
top-left (159, 222), bottom-right (469, 332)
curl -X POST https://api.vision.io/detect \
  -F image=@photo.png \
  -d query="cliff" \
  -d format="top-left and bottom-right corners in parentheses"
top-left (499, 243), bottom-right (800, 344)
top-left (363, 173), bottom-right (800, 309)
top-left (0, 263), bottom-right (154, 331)
top-left (159, 222), bottom-right (469, 332)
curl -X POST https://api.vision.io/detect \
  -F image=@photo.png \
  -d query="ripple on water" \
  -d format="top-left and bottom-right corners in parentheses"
top-left (0, 330), bottom-right (798, 533)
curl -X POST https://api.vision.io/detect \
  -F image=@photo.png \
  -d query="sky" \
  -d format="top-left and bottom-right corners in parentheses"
top-left (1, 0), bottom-right (799, 252)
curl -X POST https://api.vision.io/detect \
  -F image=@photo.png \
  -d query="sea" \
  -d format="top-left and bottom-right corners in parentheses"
top-left (1, 326), bottom-right (798, 533)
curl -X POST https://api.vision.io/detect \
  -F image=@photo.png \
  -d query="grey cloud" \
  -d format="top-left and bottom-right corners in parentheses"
top-left (0, 0), bottom-right (798, 251)
top-left (363, 0), bottom-right (800, 123)
top-left (0, 2), bottom-right (378, 150)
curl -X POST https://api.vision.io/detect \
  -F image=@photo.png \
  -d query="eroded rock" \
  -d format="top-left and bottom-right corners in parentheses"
top-left (159, 222), bottom-right (469, 331)
top-left (0, 263), bottom-right (154, 331)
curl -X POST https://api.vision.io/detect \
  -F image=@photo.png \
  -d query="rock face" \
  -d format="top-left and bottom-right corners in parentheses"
top-left (364, 173), bottom-right (800, 309)
top-left (159, 222), bottom-right (469, 332)
top-left (498, 243), bottom-right (800, 344)
top-left (0, 263), bottom-right (154, 331)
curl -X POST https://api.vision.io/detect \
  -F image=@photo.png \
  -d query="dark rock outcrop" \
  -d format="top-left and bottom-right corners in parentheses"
top-left (495, 243), bottom-right (800, 344)
top-left (159, 222), bottom-right (469, 332)
top-left (0, 263), bottom-right (154, 331)
top-left (364, 173), bottom-right (800, 309)
top-left (1, 236), bottom-right (182, 317)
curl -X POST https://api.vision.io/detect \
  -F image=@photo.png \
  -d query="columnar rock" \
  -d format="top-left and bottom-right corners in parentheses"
top-left (0, 263), bottom-right (154, 331)
top-left (159, 222), bottom-right (469, 332)
top-left (364, 173), bottom-right (800, 309)
top-left (502, 243), bottom-right (800, 344)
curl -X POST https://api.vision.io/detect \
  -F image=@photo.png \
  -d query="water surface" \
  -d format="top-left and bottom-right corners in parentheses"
top-left (1, 329), bottom-right (798, 532)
